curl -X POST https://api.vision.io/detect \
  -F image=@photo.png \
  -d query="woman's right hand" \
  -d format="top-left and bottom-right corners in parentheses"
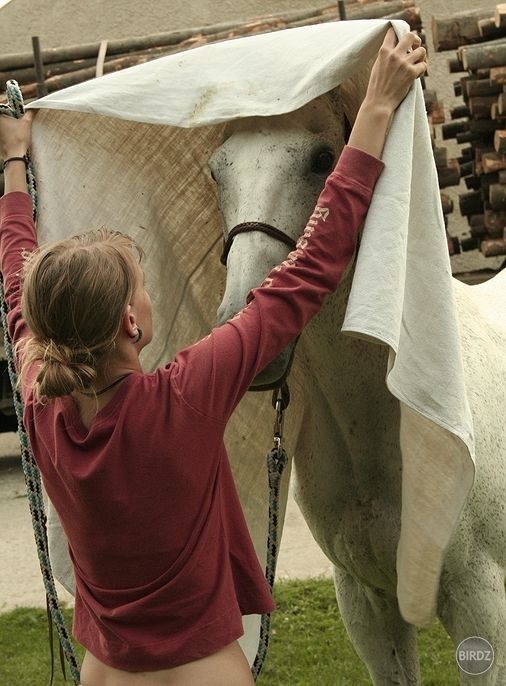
top-left (364, 29), bottom-right (427, 114)
top-left (0, 111), bottom-right (35, 160)
top-left (347, 28), bottom-right (427, 160)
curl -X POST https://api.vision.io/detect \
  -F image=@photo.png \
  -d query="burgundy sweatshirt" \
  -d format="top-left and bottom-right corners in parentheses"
top-left (0, 145), bottom-right (383, 671)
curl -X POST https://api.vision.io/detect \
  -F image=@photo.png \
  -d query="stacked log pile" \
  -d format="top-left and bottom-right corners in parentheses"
top-left (0, 1), bottom-right (422, 101)
top-left (433, 4), bottom-right (506, 262)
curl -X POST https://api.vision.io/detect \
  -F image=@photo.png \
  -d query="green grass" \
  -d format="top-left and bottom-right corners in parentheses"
top-left (0, 578), bottom-right (458, 686)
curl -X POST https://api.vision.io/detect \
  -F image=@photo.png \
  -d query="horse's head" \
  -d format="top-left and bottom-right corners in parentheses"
top-left (209, 91), bottom-right (346, 388)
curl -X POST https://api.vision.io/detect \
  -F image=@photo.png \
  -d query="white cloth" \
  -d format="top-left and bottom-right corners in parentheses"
top-left (27, 18), bottom-right (475, 640)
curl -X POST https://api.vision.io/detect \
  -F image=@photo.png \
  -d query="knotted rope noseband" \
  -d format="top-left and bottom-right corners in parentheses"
top-left (220, 221), bottom-right (297, 265)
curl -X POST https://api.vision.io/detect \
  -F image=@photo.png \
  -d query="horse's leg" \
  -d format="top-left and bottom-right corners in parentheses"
top-left (334, 568), bottom-right (421, 686)
top-left (438, 558), bottom-right (506, 685)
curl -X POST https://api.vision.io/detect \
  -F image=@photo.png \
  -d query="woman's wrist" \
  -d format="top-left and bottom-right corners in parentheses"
top-left (348, 100), bottom-right (393, 160)
top-left (3, 158), bottom-right (29, 194)
top-left (2, 147), bottom-right (28, 160)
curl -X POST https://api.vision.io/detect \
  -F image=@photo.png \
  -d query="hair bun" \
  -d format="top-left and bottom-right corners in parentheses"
top-left (35, 339), bottom-right (96, 399)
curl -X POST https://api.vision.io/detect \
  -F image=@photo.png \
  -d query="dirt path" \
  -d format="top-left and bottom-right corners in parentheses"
top-left (0, 438), bottom-right (331, 613)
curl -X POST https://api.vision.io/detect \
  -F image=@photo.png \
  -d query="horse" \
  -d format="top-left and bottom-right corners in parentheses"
top-left (208, 89), bottom-right (506, 685)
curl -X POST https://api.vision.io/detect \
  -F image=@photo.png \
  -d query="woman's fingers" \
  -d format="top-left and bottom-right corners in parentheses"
top-left (0, 111), bottom-right (35, 158)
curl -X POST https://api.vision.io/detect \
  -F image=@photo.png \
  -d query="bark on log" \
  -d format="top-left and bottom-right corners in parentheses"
top-left (450, 104), bottom-right (470, 119)
top-left (477, 17), bottom-right (506, 41)
top-left (479, 170), bottom-right (500, 190)
top-left (448, 57), bottom-right (465, 73)
top-left (461, 145), bottom-right (474, 159)
top-left (461, 40), bottom-right (506, 71)
top-left (434, 146), bottom-right (448, 168)
top-left (454, 267), bottom-right (501, 284)
top-left (490, 65), bottom-right (506, 83)
top-left (456, 130), bottom-right (494, 145)
top-left (474, 146), bottom-right (496, 175)
top-left (459, 160), bottom-right (474, 177)
top-left (480, 237), bottom-right (506, 255)
top-left (465, 176), bottom-right (481, 190)
top-left (381, 7), bottom-right (422, 30)
top-left (469, 214), bottom-right (487, 236)
top-left (481, 151), bottom-right (506, 173)
top-left (489, 183), bottom-right (506, 211)
top-left (464, 78), bottom-right (503, 97)
top-left (484, 207), bottom-right (506, 234)
top-left (460, 236), bottom-right (481, 251)
top-left (494, 129), bottom-right (506, 152)
top-left (0, 56), bottom-right (103, 85)
top-left (498, 91), bottom-right (506, 114)
top-left (428, 108), bottom-right (445, 126)
top-left (471, 118), bottom-right (506, 133)
top-left (432, 9), bottom-right (498, 51)
top-left (423, 89), bottom-right (439, 113)
top-left (440, 192), bottom-right (454, 214)
top-left (438, 159), bottom-right (461, 188)
top-left (447, 232), bottom-right (460, 255)
top-left (469, 94), bottom-right (499, 118)
top-left (445, 119), bottom-right (506, 143)
top-left (494, 4), bottom-right (506, 28)
top-left (459, 190), bottom-right (484, 215)
top-left (442, 120), bottom-right (468, 140)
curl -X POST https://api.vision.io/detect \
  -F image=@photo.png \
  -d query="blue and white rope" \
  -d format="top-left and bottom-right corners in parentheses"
top-left (0, 79), bottom-right (80, 685)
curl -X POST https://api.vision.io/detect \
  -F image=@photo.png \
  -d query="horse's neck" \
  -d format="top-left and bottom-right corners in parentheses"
top-left (300, 261), bottom-right (391, 397)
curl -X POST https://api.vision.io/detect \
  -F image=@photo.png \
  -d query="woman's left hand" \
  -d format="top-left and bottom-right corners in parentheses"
top-left (0, 110), bottom-right (36, 160)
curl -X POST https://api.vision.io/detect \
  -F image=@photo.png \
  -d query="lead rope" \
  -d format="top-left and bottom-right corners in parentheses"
top-left (251, 384), bottom-right (289, 681)
top-left (0, 80), bottom-right (81, 685)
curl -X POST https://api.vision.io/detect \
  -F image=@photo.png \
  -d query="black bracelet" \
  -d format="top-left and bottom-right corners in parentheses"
top-left (1, 156), bottom-right (28, 173)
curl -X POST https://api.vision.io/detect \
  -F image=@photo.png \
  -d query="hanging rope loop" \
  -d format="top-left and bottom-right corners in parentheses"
top-left (0, 80), bottom-right (80, 685)
top-left (0, 80), bottom-right (38, 221)
top-left (251, 383), bottom-right (290, 681)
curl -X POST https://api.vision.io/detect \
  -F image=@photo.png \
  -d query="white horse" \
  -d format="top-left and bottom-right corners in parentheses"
top-left (209, 90), bottom-right (506, 685)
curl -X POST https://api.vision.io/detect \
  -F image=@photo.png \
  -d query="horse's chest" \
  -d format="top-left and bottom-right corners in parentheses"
top-left (292, 314), bottom-right (403, 592)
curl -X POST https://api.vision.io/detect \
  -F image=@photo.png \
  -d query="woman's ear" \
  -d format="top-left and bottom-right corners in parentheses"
top-left (122, 304), bottom-right (138, 339)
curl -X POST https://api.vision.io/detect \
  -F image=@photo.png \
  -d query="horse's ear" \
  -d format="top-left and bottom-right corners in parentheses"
top-left (339, 61), bottom-right (375, 129)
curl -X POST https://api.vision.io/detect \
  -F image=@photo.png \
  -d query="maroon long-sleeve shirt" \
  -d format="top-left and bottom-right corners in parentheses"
top-left (0, 145), bottom-right (383, 671)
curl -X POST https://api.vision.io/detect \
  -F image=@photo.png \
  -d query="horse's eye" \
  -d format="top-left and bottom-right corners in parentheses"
top-left (311, 148), bottom-right (335, 174)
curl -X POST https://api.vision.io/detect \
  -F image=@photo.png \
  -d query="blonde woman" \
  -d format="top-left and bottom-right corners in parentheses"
top-left (0, 30), bottom-right (425, 686)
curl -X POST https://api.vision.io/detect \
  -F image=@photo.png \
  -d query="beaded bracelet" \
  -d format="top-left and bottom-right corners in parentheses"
top-left (1, 156), bottom-right (28, 172)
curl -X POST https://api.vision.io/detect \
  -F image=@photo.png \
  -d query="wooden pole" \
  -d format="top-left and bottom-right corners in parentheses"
top-left (432, 9), bottom-right (500, 51)
top-left (31, 36), bottom-right (47, 98)
top-left (0, 1), bottom-right (416, 71)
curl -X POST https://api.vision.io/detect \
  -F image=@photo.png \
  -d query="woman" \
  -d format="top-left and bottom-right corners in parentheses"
top-left (0, 29), bottom-right (425, 686)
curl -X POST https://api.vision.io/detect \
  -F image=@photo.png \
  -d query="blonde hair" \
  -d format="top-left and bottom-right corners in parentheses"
top-left (19, 228), bottom-right (143, 401)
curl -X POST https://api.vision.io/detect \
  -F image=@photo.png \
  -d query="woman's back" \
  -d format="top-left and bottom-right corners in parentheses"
top-left (26, 366), bottom-right (273, 671)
